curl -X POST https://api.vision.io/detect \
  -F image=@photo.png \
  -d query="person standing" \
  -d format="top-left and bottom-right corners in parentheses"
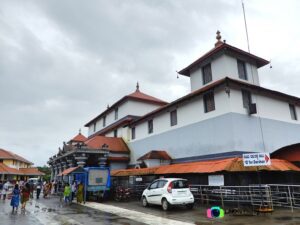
top-left (71, 181), bottom-right (77, 202)
top-left (21, 183), bottom-right (30, 210)
top-left (0, 181), bottom-right (3, 199)
top-left (36, 179), bottom-right (42, 199)
top-left (10, 184), bottom-right (20, 213)
top-left (76, 182), bottom-right (84, 204)
top-left (2, 180), bottom-right (9, 200)
top-left (63, 183), bottom-right (71, 204)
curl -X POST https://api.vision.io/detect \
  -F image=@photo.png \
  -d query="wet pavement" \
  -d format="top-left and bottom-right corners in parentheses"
top-left (0, 196), bottom-right (145, 225)
top-left (1, 195), bottom-right (300, 225)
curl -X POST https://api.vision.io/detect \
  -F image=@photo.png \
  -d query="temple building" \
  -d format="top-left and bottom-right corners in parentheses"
top-left (48, 31), bottom-right (300, 183)
top-left (0, 148), bottom-right (44, 181)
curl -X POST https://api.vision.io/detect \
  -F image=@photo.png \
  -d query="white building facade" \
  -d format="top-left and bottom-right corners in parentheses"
top-left (83, 32), bottom-right (300, 168)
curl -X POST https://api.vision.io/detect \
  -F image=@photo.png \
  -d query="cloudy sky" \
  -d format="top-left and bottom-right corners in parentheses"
top-left (1, 0), bottom-right (300, 166)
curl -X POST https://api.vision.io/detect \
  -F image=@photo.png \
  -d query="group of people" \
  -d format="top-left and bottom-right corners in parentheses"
top-left (0, 181), bottom-right (31, 212)
top-left (63, 181), bottom-right (84, 204)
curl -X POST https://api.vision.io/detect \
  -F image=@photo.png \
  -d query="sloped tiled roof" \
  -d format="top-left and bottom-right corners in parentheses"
top-left (85, 88), bottom-right (167, 127)
top-left (0, 148), bottom-right (32, 164)
top-left (19, 167), bottom-right (45, 176)
top-left (137, 150), bottom-right (172, 161)
top-left (85, 136), bottom-right (130, 153)
top-left (0, 163), bottom-right (23, 175)
top-left (111, 157), bottom-right (300, 177)
top-left (178, 41), bottom-right (269, 76)
top-left (69, 133), bottom-right (87, 143)
top-left (127, 89), bottom-right (167, 105)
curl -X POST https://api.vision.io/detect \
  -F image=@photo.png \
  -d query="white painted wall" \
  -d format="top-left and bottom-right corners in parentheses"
top-left (131, 87), bottom-right (231, 141)
top-left (88, 100), bottom-right (163, 136)
top-left (229, 88), bottom-right (300, 124)
top-left (190, 55), bottom-right (260, 91)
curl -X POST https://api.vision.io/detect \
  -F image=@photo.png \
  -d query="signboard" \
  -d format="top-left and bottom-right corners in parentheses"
top-left (208, 175), bottom-right (224, 186)
top-left (88, 169), bottom-right (108, 186)
top-left (135, 177), bottom-right (143, 182)
top-left (243, 153), bottom-right (271, 167)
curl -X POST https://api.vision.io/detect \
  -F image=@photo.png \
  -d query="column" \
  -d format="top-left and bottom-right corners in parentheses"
top-left (75, 153), bottom-right (88, 167)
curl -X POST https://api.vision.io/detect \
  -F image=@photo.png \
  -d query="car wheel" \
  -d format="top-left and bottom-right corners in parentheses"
top-left (162, 198), bottom-right (169, 211)
top-left (186, 203), bottom-right (194, 209)
top-left (142, 196), bottom-right (148, 207)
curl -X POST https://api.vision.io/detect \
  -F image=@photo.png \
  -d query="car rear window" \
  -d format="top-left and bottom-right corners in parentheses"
top-left (172, 180), bottom-right (188, 189)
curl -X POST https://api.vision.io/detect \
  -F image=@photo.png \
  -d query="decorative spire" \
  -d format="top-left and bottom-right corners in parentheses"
top-left (136, 82), bottom-right (140, 92)
top-left (79, 128), bottom-right (81, 134)
top-left (215, 30), bottom-right (223, 47)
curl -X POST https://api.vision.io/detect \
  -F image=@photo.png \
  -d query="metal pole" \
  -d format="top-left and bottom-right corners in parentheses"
top-left (287, 186), bottom-right (294, 212)
top-left (84, 172), bottom-right (87, 204)
top-left (257, 167), bottom-right (264, 208)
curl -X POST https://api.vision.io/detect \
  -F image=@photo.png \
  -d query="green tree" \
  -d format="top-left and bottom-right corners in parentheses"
top-left (37, 165), bottom-right (51, 181)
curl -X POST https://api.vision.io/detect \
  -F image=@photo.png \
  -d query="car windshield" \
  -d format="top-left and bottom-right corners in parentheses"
top-left (172, 180), bottom-right (188, 189)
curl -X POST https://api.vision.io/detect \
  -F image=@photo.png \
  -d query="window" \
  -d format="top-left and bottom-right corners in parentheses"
top-left (172, 180), bottom-right (189, 189)
top-left (237, 59), bottom-right (247, 80)
top-left (149, 181), bottom-right (158, 189)
top-left (203, 92), bottom-right (215, 113)
top-left (289, 104), bottom-right (297, 120)
top-left (170, 110), bottom-right (177, 126)
top-left (202, 63), bottom-right (212, 85)
top-left (114, 129), bottom-right (118, 137)
top-left (242, 90), bottom-right (252, 108)
top-left (93, 123), bottom-right (96, 132)
top-left (115, 108), bottom-right (118, 120)
top-left (103, 115), bottom-right (106, 127)
top-left (148, 119), bottom-right (153, 134)
top-left (157, 180), bottom-right (167, 188)
top-left (131, 127), bottom-right (136, 140)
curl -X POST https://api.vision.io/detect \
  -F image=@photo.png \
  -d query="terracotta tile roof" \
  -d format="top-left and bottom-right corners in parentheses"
top-left (178, 42), bottom-right (269, 76)
top-left (137, 150), bottom-right (172, 161)
top-left (111, 157), bottom-right (300, 177)
top-left (127, 90), bottom-right (167, 105)
top-left (85, 136), bottom-right (130, 153)
top-left (69, 133), bottom-right (87, 143)
top-left (0, 163), bottom-right (23, 175)
top-left (0, 148), bottom-right (32, 165)
top-left (85, 89), bottom-right (167, 127)
top-left (57, 167), bottom-right (80, 176)
top-left (19, 167), bottom-right (45, 176)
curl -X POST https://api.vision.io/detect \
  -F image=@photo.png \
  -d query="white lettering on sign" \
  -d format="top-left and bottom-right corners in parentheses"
top-left (243, 153), bottom-right (271, 167)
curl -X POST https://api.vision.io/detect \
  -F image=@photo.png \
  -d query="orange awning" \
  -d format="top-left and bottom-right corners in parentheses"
top-left (57, 167), bottom-right (79, 177)
top-left (111, 157), bottom-right (300, 177)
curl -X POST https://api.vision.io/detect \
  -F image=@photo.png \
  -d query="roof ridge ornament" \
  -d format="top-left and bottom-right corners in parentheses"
top-left (215, 30), bottom-right (223, 47)
top-left (136, 82), bottom-right (140, 92)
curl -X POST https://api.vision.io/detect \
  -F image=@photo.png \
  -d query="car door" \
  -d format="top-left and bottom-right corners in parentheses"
top-left (153, 180), bottom-right (167, 204)
top-left (146, 181), bottom-right (159, 204)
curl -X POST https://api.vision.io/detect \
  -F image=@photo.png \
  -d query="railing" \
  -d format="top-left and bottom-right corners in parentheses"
top-left (190, 184), bottom-right (300, 212)
top-left (114, 183), bottom-right (300, 211)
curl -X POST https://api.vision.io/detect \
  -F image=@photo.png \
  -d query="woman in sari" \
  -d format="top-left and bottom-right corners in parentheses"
top-left (10, 184), bottom-right (20, 212)
top-left (76, 182), bottom-right (84, 203)
top-left (21, 183), bottom-right (30, 210)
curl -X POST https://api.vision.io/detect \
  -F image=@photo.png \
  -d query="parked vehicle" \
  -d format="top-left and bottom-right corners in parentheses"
top-left (114, 186), bottom-right (131, 201)
top-left (141, 178), bottom-right (194, 211)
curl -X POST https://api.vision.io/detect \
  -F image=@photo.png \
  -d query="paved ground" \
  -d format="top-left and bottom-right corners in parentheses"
top-left (1, 195), bottom-right (300, 225)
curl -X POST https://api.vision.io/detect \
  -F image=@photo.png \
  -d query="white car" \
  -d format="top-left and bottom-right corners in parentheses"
top-left (141, 178), bottom-right (194, 211)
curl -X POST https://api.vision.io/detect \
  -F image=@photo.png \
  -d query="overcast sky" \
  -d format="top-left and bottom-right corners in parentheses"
top-left (1, 0), bottom-right (300, 166)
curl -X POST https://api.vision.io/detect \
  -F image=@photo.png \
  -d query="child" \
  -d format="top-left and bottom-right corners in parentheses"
top-left (63, 183), bottom-right (71, 204)
top-left (10, 184), bottom-right (20, 212)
